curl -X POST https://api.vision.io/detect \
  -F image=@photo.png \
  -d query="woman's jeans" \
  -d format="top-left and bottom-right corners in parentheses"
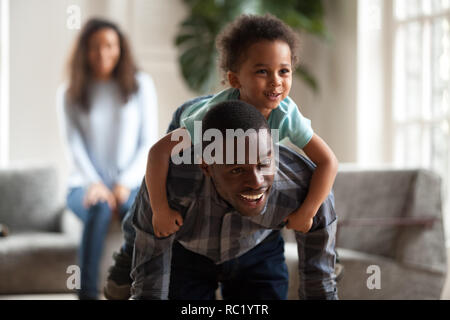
top-left (67, 186), bottom-right (139, 298)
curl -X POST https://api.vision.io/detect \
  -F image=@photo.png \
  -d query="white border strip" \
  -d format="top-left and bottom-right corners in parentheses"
top-left (0, 0), bottom-right (10, 167)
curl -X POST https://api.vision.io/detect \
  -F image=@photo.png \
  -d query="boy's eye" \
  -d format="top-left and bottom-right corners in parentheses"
top-left (256, 69), bottom-right (267, 74)
top-left (280, 68), bottom-right (291, 74)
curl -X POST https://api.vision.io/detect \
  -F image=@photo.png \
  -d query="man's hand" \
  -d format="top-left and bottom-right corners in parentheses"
top-left (284, 207), bottom-right (314, 233)
top-left (84, 182), bottom-right (117, 211)
top-left (152, 207), bottom-right (183, 238)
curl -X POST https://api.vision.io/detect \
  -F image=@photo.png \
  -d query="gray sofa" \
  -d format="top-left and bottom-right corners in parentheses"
top-left (1, 165), bottom-right (447, 299)
top-left (284, 167), bottom-right (448, 300)
top-left (0, 166), bottom-right (81, 294)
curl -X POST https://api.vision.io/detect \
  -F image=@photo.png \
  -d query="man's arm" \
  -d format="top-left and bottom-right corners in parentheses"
top-left (129, 183), bottom-right (176, 300)
top-left (294, 193), bottom-right (338, 300)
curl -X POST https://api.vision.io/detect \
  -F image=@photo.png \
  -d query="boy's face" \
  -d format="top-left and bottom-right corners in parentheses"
top-left (201, 131), bottom-right (276, 217)
top-left (228, 40), bottom-right (293, 119)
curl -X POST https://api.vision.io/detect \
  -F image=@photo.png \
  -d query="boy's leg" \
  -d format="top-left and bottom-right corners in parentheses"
top-left (220, 230), bottom-right (289, 300)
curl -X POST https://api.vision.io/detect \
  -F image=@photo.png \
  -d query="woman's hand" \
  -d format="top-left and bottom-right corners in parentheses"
top-left (113, 184), bottom-right (131, 206)
top-left (83, 182), bottom-right (117, 211)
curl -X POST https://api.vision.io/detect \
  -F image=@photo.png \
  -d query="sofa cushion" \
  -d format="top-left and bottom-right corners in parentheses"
top-left (335, 248), bottom-right (445, 300)
top-left (0, 232), bottom-right (78, 294)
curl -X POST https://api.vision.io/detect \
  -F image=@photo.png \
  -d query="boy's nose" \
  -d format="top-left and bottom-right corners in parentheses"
top-left (271, 76), bottom-right (282, 87)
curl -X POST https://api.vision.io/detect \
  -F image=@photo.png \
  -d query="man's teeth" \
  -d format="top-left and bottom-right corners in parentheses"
top-left (240, 193), bottom-right (264, 200)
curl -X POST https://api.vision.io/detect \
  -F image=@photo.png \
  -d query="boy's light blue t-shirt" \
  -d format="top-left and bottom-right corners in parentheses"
top-left (180, 88), bottom-right (314, 148)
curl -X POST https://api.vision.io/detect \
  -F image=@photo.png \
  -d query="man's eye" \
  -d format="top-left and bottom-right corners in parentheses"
top-left (260, 160), bottom-right (271, 168)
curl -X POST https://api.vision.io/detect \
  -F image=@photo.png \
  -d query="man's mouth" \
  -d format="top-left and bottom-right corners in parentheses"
top-left (239, 192), bottom-right (264, 201)
top-left (237, 189), bottom-right (268, 207)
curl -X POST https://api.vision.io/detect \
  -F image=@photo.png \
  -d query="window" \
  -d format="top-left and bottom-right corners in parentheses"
top-left (392, 0), bottom-right (450, 239)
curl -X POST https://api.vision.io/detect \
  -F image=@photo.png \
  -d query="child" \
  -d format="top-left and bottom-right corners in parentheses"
top-left (145, 14), bottom-right (337, 237)
top-left (148, 13), bottom-right (338, 238)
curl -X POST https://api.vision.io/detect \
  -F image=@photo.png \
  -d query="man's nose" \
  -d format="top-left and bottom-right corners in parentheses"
top-left (243, 169), bottom-right (265, 189)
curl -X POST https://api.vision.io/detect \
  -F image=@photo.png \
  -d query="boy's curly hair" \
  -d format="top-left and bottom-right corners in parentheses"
top-left (216, 14), bottom-right (300, 78)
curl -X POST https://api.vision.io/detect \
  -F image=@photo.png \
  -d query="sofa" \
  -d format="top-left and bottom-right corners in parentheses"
top-left (284, 167), bottom-right (448, 300)
top-left (0, 165), bottom-right (81, 294)
top-left (1, 164), bottom-right (447, 299)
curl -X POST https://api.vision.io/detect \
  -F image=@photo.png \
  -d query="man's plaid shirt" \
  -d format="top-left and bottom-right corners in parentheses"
top-left (130, 144), bottom-right (338, 300)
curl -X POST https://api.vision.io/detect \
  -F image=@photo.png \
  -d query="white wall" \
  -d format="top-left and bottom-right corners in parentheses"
top-left (9, 0), bottom-right (84, 199)
top-left (291, 0), bottom-right (358, 163)
top-left (8, 0), bottom-right (195, 196)
top-left (7, 0), bottom-right (361, 195)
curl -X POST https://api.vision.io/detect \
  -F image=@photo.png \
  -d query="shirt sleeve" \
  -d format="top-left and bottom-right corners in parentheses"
top-left (179, 103), bottom-right (211, 145)
top-left (117, 73), bottom-right (159, 189)
top-left (130, 183), bottom-right (175, 300)
top-left (56, 84), bottom-right (103, 185)
top-left (278, 100), bottom-right (314, 149)
top-left (294, 193), bottom-right (338, 300)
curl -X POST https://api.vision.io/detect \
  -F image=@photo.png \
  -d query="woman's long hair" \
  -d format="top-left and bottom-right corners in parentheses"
top-left (66, 18), bottom-right (138, 111)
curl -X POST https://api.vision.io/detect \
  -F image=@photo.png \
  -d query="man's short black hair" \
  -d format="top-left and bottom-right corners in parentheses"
top-left (202, 100), bottom-right (270, 137)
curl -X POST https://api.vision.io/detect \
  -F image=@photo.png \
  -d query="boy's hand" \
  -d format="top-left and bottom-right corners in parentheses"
top-left (284, 208), bottom-right (314, 233)
top-left (152, 208), bottom-right (184, 238)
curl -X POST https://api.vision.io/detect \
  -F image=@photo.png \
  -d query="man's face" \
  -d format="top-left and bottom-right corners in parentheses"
top-left (202, 130), bottom-right (276, 217)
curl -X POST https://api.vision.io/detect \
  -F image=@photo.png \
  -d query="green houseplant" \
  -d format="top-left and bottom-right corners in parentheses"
top-left (175, 0), bottom-right (328, 94)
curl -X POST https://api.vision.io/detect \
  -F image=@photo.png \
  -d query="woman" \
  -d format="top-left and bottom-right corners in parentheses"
top-left (57, 18), bottom-right (158, 300)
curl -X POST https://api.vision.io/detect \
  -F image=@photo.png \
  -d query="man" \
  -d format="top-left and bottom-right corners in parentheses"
top-left (125, 100), bottom-right (337, 300)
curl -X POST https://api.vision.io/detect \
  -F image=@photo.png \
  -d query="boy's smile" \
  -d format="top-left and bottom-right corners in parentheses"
top-left (228, 40), bottom-right (293, 119)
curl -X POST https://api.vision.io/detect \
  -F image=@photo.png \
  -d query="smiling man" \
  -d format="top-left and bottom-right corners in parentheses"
top-left (129, 100), bottom-right (338, 300)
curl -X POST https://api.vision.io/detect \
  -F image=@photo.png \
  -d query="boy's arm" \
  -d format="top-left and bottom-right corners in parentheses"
top-left (285, 134), bottom-right (338, 232)
top-left (146, 128), bottom-right (191, 237)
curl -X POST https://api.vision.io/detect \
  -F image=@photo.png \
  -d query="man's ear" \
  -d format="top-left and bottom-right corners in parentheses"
top-left (227, 71), bottom-right (241, 89)
top-left (199, 161), bottom-right (211, 177)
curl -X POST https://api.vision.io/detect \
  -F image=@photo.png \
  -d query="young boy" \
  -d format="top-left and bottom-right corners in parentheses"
top-left (148, 14), bottom-right (338, 238)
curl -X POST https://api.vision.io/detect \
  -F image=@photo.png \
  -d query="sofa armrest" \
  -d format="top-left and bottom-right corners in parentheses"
top-left (338, 217), bottom-right (437, 229)
top-left (337, 216), bottom-right (446, 273)
top-left (394, 170), bottom-right (447, 274)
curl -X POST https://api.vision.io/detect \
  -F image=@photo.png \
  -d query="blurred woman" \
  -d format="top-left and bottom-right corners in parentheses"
top-left (57, 18), bottom-right (158, 300)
